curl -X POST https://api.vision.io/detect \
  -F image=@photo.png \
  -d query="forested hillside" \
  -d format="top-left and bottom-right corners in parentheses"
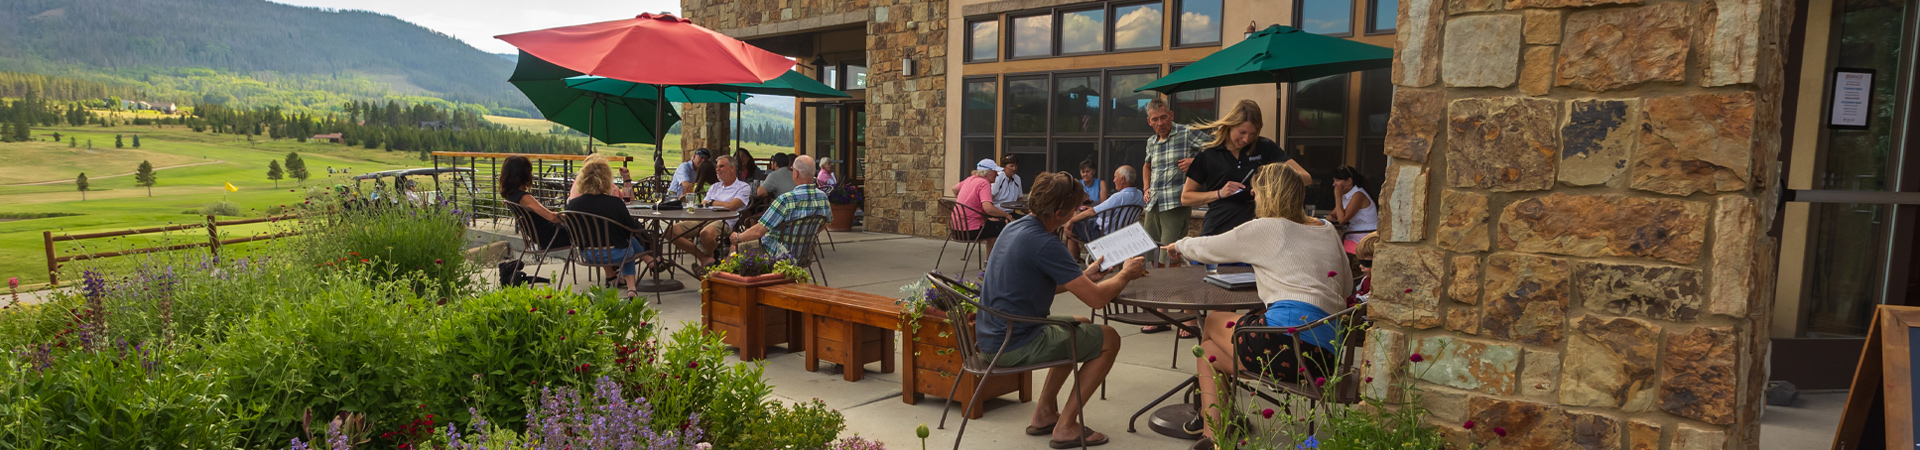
top-left (0, 0), bottom-right (527, 114)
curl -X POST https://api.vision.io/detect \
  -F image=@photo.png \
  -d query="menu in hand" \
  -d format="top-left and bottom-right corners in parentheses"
top-left (1086, 223), bottom-right (1157, 271)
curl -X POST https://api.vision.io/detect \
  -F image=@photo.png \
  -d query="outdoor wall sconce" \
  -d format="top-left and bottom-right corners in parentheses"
top-left (903, 58), bottom-right (915, 77)
top-left (1245, 21), bottom-right (1257, 39)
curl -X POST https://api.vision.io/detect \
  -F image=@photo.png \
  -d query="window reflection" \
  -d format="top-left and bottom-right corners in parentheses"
top-left (1061, 9), bottom-right (1106, 53)
top-left (1006, 78), bottom-right (1049, 134)
top-left (1108, 71), bottom-right (1159, 133)
top-left (846, 63), bottom-right (867, 90)
top-left (1370, 0), bottom-right (1398, 32)
top-left (970, 20), bottom-right (1000, 61)
top-left (1013, 14), bottom-right (1053, 58)
top-left (1299, 0), bottom-right (1353, 35)
top-left (1113, 3), bottom-right (1163, 50)
top-left (1288, 73), bottom-right (1348, 136)
top-left (1054, 75), bottom-right (1101, 134)
top-left (963, 80), bottom-right (997, 135)
top-left (1178, 0), bottom-right (1222, 45)
top-left (1172, 87), bottom-right (1219, 125)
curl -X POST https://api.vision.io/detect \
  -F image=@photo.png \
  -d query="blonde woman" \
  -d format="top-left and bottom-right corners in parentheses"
top-left (1179, 99), bottom-right (1312, 237)
top-left (1161, 164), bottom-right (1349, 449)
top-left (564, 158), bottom-right (660, 297)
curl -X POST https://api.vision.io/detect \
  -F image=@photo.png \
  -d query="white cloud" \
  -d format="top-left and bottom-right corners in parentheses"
top-left (1303, 18), bottom-right (1349, 34)
top-left (972, 22), bottom-right (999, 59)
top-left (1113, 5), bottom-right (1163, 50)
top-left (1059, 12), bottom-right (1104, 53)
top-left (1180, 12), bottom-right (1218, 44)
top-left (1013, 16), bottom-right (1052, 57)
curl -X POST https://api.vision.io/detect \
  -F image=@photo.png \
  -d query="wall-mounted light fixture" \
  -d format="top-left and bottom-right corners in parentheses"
top-left (1245, 21), bottom-right (1258, 39)
top-left (902, 58), bottom-right (915, 77)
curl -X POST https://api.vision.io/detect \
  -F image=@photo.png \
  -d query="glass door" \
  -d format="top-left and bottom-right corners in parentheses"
top-left (849, 104), bottom-right (867, 184)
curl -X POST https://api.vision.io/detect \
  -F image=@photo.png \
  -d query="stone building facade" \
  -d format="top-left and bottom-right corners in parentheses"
top-left (1364, 0), bottom-right (1791, 448)
top-left (680, 0), bottom-right (951, 237)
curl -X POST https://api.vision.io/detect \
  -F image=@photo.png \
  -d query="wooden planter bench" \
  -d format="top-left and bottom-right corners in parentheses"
top-left (757, 284), bottom-right (1031, 419)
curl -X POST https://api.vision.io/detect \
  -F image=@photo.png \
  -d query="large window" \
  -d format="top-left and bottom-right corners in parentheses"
top-left (845, 63), bottom-right (868, 91)
top-left (1176, 0), bottom-right (1223, 46)
top-left (815, 62), bottom-right (867, 91)
top-left (1107, 70), bottom-right (1160, 133)
top-left (1060, 9), bottom-right (1107, 54)
top-left (1368, 0), bottom-right (1398, 33)
top-left (967, 19), bottom-right (1000, 62)
top-left (1113, 3), bottom-right (1164, 51)
top-left (1005, 77), bottom-right (1050, 134)
top-left (1054, 74), bottom-right (1102, 134)
top-left (1297, 0), bottom-right (1354, 36)
top-left (963, 78), bottom-right (998, 136)
top-left (1356, 69), bottom-right (1393, 195)
top-left (977, 69), bottom-right (1197, 188)
top-left (1288, 73), bottom-right (1350, 208)
top-left (1012, 14), bottom-right (1054, 58)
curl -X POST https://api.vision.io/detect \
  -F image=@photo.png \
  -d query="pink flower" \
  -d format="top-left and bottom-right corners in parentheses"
top-left (530, 307), bottom-right (538, 312)
top-left (1404, 288), bottom-right (1414, 293)
top-left (1225, 321), bottom-right (1236, 328)
top-left (1409, 353), bottom-right (1424, 363)
top-left (1313, 377), bottom-right (1326, 386)
top-left (1327, 271), bottom-right (1338, 278)
top-left (1462, 420), bottom-right (1475, 430)
top-left (1493, 427), bottom-right (1507, 437)
top-left (434, 259), bottom-right (443, 265)
top-left (6, 277), bottom-right (16, 290)
top-left (688, 361), bottom-right (700, 368)
top-left (1285, 327), bottom-right (1298, 334)
top-left (1260, 408), bottom-right (1275, 419)
top-left (1208, 355), bottom-right (1216, 363)
top-left (1365, 376), bottom-right (1374, 383)
top-left (568, 309), bottom-right (576, 315)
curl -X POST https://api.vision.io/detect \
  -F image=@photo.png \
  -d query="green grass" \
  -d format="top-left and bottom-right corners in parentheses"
top-left (0, 124), bottom-right (425, 283)
top-left (482, 115), bottom-right (797, 167)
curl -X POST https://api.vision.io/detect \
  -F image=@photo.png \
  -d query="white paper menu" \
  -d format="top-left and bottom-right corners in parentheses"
top-left (1086, 223), bottom-right (1157, 271)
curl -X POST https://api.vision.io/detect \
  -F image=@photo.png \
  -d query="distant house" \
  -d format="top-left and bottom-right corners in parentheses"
top-left (311, 133), bottom-right (344, 143)
top-left (153, 103), bottom-right (177, 113)
top-left (136, 101), bottom-right (152, 110)
top-left (418, 121), bottom-right (446, 130)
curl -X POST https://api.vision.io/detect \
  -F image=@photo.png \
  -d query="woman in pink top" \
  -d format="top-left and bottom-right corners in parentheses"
top-left (953, 159), bottom-right (1016, 260)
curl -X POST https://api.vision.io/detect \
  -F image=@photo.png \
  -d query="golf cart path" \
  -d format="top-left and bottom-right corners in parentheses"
top-left (8, 161), bottom-right (228, 186)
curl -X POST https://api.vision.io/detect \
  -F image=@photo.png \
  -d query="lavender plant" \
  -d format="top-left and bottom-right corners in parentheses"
top-left (445, 377), bottom-right (705, 450)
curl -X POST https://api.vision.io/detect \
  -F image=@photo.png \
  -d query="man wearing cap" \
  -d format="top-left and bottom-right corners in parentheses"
top-left (668, 148), bottom-right (712, 198)
top-left (990, 154), bottom-right (1024, 204)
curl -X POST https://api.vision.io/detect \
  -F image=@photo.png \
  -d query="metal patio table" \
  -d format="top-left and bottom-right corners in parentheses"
top-left (1113, 266), bottom-right (1264, 440)
top-left (627, 204), bottom-right (740, 292)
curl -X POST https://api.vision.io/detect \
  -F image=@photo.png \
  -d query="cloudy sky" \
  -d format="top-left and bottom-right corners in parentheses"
top-left (267, 0), bottom-right (683, 54)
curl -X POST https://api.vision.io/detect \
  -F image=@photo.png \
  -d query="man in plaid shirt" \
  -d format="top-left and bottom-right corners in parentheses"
top-left (1141, 98), bottom-right (1207, 260)
top-left (732, 155), bottom-right (831, 259)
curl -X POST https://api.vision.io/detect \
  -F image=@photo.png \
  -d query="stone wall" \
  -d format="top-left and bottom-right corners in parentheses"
top-left (681, 0), bottom-right (951, 238)
top-left (1370, 0), bottom-right (1790, 447)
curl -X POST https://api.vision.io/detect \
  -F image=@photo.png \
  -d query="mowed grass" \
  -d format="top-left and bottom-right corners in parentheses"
top-left (483, 115), bottom-right (796, 166)
top-left (0, 124), bottom-right (424, 283)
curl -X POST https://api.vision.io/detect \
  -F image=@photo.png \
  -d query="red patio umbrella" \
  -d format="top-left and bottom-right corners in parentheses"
top-left (497, 13), bottom-right (795, 173)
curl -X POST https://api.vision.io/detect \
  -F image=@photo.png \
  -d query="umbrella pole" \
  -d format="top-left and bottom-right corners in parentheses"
top-left (733, 99), bottom-right (741, 151)
top-left (654, 85), bottom-right (668, 176)
top-left (587, 95), bottom-right (596, 154)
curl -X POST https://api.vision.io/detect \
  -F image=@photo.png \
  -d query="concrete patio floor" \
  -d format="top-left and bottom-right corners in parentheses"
top-left (482, 223), bottom-right (1846, 449)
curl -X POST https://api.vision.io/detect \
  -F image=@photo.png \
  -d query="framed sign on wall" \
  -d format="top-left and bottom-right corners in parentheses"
top-left (1828, 68), bottom-right (1875, 130)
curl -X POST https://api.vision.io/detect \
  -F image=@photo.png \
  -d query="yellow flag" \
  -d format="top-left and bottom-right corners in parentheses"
top-left (224, 182), bottom-right (238, 192)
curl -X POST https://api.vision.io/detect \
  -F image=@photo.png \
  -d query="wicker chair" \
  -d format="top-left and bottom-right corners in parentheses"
top-left (925, 273), bottom-right (1094, 450)
top-left (554, 211), bottom-right (653, 293)
top-left (501, 200), bottom-right (572, 284)
top-left (936, 198), bottom-right (996, 276)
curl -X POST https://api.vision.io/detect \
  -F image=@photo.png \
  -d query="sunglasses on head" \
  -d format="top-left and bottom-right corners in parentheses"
top-left (1358, 259), bottom-right (1373, 268)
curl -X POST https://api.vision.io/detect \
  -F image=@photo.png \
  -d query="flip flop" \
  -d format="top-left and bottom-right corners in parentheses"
top-left (1048, 428), bottom-right (1109, 449)
top-left (1140, 325), bottom-right (1170, 334)
top-left (1177, 328), bottom-right (1198, 339)
top-left (1025, 423), bottom-right (1054, 436)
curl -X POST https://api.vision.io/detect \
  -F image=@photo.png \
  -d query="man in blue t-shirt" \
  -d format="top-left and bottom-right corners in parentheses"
top-left (978, 172), bottom-right (1147, 448)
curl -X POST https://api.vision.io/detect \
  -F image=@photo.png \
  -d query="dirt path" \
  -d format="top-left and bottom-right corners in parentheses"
top-left (8, 160), bottom-right (227, 186)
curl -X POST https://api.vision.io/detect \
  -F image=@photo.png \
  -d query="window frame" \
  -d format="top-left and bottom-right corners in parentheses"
top-left (1293, 0), bottom-right (1357, 38)
top-left (1171, 0), bottom-right (1224, 48)
top-left (1056, 7), bottom-right (1110, 56)
top-left (1007, 12), bottom-right (1057, 60)
top-left (1108, 1), bottom-right (1167, 54)
top-left (1365, 0), bottom-right (1398, 35)
top-left (965, 17), bottom-right (1002, 63)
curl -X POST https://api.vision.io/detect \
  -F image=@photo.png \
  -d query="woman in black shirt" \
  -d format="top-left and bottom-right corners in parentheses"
top-left (1181, 99), bottom-right (1314, 236)
top-left (501, 156), bottom-right (570, 249)
top-left (564, 158), bottom-right (660, 297)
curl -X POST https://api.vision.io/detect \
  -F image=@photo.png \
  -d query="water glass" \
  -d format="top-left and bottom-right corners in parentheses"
top-left (1205, 263), bottom-right (1219, 275)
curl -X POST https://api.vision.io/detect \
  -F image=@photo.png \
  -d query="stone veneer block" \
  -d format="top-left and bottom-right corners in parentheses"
top-left (1661, 326), bottom-right (1739, 425)
top-left (1498, 193), bottom-right (1710, 264)
top-left (1421, 386), bottom-right (1472, 422)
top-left (1380, 160), bottom-right (1430, 242)
top-left (1520, 349), bottom-right (1560, 401)
top-left (1575, 261), bottom-right (1704, 322)
top-left (1449, 255), bottom-right (1482, 304)
top-left (1556, 4), bottom-right (1691, 92)
top-left (1447, 97), bottom-right (1560, 191)
top-left (1568, 412), bottom-right (1624, 450)
top-left (1437, 190), bottom-right (1492, 252)
top-left (1373, 244), bottom-right (1447, 328)
top-left (1413, 335), bottom-right (1520, 395)
top-left (1711, 196), bottom-right (1760, 317)
top-left (1395, 0), bottom-right (1447, 87)
top-left (1467, 397), bottom-right (1564, 449)
top-left (1446, 308), bottom-right (1481, 335)
top-left (1442, 15), bottom-right (1524, 88)
top-left (1559, 315), bottom-right (1661, 411)
top-left (1363, 327), bottom-right (1408, 400)
top-left (1448, 0), bottom-right (1501, 15)
top-left (1702, 0), bottom-right (1764, 86)
top-left (1673, 423), bottom-right (1729, 450)
top-left (1511, 0), bottom-right (1638, 8)
top-left (1560, 99), bottom-right (1641, 187)
top-left (1630, 93), bottom-right (1758, 196)
top-left (1520, 46), bottom-right (1556, 96)
top-left (1384, 89), bottom-right (1444, 163)
top-left (1524, 9), bottom-right (1561, 45)
top-left (1628, 419), bottom-right (1662, 450)
top-left (1480, 253), bottom-right (1570, 346)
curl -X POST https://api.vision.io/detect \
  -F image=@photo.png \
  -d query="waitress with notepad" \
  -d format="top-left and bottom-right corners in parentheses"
top-left (1158, 162), bottom-right (1349, 448)
top-left (1179, 100), bottom-right (1312, 237)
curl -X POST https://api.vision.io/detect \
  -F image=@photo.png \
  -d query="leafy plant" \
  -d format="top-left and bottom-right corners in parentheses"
top-left (428, 287), bottom-right (613, 432)
top-left (735, 399), bottom-right (846, 450)
top-left (827, 184), bottom-right (864, 205)
top-left (629, 325), bottom-right (774, 447)
top-left (295, 194), bottom-right (476, 296)
top-left (0, 341), bottom-right (250, 449)
top-left (1205, 320), bottom-right (1461, 450)
top-left (200, 201), bottom-right (241, 216)
top-left (443, 377), bottom-right (704, 450)
top-left (706, 251), bottom-right (811, 283)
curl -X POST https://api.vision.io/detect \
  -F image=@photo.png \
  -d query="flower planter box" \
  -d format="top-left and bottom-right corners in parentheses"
top-left (828, 204), bottom-right (857, 232)
top-left (900, 312), bottom-right (1031, 420)
top-left (700, 271), bottom-right (798, 360)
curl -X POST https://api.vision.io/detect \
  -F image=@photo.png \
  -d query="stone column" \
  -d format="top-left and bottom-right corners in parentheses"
top-left (1368, 0), bottom-right (1789, 447)
top-left (679, 103), bottom-right (730, 159)
top-left (860, 0), bottom-right (949, 238)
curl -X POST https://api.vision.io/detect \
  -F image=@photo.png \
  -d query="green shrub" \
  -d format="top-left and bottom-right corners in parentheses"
top-left (0, 344), bottom-right (249, 449)
top-left (200, 201), bottom-right (240, 217)
top-left (428, 286), bottom-right (614, 432)
top-left (296, 197), bottom-right (475, 296)
top-left (736, 399), bottom-right (847, 450)
top-left (209, 274), bottom-right (436, 447)
top-left (629, 325), bottom-right (774, 447)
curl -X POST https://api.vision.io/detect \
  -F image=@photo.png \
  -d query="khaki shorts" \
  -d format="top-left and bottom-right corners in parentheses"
top-left (1142, 207), bottom-right (1191, 262)
top-left (992, 315), bottom-right (1105, 367)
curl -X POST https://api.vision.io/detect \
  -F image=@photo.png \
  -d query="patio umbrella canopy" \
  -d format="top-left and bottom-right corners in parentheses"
top-left (1136, 25), bottom-right (1394, 94)
top-left (509, 51), bottom-right (680, 147)
top-left (694, 70), bottom-right (852, 99)
top-left (566, 76), bottom-right (752, 104)
top-left (497, 13), bottom-right (795, 175)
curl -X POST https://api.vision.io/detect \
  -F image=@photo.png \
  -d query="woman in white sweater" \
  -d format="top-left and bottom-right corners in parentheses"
top-left (1161, 163), bottom-right (1352, 449)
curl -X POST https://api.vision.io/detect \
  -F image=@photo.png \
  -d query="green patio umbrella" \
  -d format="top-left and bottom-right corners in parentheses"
top-left (509, 51), bottom-right (679, 151)
top-left (1136, 25), bottom-right (1394, 94)
top-left (693, 70), bottom-right (852, 99)
top-left (565, 76), bottom-right (752, 103)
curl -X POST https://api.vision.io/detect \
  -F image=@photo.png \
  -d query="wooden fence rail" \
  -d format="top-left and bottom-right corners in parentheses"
top-left (42, 214), bottom-right (305, 285)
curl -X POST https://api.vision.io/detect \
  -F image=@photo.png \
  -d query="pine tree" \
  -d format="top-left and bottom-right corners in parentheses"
top-left (68, 137), bottom-right (75, 148)
top-left (134, 160), bottom-right (156, 196)
top-left (132, 135), bottom-right (141, 148)
top-left (285, 152), bottom-right (309, 185)
top-left (267, 160), bottom-right (284, 188)
top-left (75, 173), bottom-right (89, 201)
top-left (115, 134), bottom-right (124, 148)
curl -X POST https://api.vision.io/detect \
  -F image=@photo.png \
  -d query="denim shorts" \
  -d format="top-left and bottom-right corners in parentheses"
top-left (581, 237), bottom-right (647, 276)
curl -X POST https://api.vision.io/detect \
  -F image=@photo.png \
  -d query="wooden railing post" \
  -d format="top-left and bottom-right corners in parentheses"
top-left (43, 231), bottom-right (57, 285)
top-left (205, 215), bottom-right (220, 260)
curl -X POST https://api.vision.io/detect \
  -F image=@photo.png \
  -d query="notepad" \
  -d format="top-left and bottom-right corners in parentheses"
top-left (1203, 272), bottom-right (1258, 290)
top-left (1086, 223), bottom-right (1158, 271)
